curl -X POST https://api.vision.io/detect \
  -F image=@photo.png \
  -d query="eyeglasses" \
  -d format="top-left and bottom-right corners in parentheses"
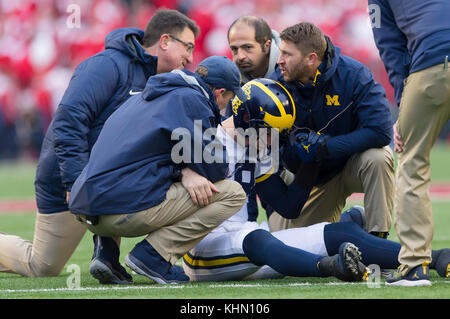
top-left (169, 34), bottom-right (195, 54)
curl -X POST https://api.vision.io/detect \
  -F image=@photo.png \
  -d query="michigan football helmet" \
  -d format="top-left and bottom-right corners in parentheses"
top-left (231, 78), bottom-right (296, 138)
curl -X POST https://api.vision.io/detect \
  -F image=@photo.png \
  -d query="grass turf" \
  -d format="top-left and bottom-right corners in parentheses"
top-left (0, 143), bottom-right (449, 300)
top-left (0, 202), bottom-right (449, 299)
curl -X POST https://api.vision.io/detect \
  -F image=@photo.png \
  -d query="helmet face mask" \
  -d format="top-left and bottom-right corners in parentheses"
top-left (231, 78), bottom-right (296, 140)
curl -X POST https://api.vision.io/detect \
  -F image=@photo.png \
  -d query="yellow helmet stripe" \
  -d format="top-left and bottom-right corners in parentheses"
top-left (271, 80), bottom-right (296, 120)
top-left (251, 81), bottom-right (286, 116)
top-left (250, 81), bottom-right (294, 131)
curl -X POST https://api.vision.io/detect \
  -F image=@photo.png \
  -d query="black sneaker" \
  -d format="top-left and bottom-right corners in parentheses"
top-left (125, 240), bottom-right (189, 284)
top-left (318, 242), bottom-right (369, 282)
top-left (431, 248), bottom-right (450, 278)
top-left (89, 235), bottom-right (133, 284)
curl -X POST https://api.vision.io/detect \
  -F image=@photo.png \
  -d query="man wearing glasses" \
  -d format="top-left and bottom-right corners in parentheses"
top-left (169, 34), bottom-right (195, 55)
top-left (0, 9), bottom-right (199, 285)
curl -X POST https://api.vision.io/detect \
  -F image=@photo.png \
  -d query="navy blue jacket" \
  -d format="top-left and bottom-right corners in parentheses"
top-left (69, 70), bottom-right (228, 216)
top-left (270, 38), bottom-right (393, 185)
top-left (35, 28), bottom-right (157, 213)
top-left (369, 0), bottom-right (450, 105)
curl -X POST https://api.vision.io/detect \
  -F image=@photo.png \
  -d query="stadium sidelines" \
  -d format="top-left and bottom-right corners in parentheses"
top-left (1, 183), bottom-right (450, 213)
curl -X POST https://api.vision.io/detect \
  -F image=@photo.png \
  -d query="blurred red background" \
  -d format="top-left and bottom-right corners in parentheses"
top-left (0, 0), bottom-right (414, 160)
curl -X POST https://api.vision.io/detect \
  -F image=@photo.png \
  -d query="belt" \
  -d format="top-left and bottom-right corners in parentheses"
top-left (75, 214), bottom-right (99, 225)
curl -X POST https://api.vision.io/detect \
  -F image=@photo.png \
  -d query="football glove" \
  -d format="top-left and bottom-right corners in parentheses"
top-left (289, 130), bottom-right (329, 164)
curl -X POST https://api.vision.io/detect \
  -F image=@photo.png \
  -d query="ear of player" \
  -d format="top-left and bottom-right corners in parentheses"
top-left (231, 78), bottom-right (296, 138)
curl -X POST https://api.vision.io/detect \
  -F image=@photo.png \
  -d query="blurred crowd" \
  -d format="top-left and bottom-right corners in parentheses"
top-left (0, 0), bottom-right (447, 161)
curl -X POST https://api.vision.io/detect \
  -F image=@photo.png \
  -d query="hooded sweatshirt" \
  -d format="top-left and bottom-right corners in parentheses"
top-left (35, 28), bottom-right (157, 213)
top-left (69, 70), bottom-right (227, 216)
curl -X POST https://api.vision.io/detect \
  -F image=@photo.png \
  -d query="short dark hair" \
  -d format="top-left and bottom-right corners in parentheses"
top-left (227, 16), bottom-right (272, 49)
top-left (280, 22), bottom-right (327, 60)
top-left (141, 9), bottom-right (199, 47)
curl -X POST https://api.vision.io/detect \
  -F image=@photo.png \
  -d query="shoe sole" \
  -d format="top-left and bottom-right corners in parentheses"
top-left (89, 259), bottom-right (132, 285)
top-left (341, 242), bottom-right (363, 278)
top-left (380, 269), bottom-right (392, 278)
top-left (124, 254), bottom-right (188, 285)
top-left (386, 279), bottom-right (432, 287)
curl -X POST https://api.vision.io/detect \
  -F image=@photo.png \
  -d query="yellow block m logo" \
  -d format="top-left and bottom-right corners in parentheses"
top-left (326, 95), bottom-right (340, 106)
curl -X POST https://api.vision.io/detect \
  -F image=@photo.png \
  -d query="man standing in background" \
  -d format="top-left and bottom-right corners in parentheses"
top-left (369, 0), bottom-right (450, 286)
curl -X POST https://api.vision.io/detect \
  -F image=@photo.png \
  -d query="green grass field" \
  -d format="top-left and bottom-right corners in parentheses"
top-left (0, 143), bottom-right (449, 300)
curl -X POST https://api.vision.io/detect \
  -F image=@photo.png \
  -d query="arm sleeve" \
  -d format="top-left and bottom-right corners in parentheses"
top-left (53, 55), bottom-right (120, 191)
top-left (369, 0), bottom-right (410, 105)
top-left (325, 65), bottom-right (393, 160)
top-left (255, 173), bottom-right (312, 219)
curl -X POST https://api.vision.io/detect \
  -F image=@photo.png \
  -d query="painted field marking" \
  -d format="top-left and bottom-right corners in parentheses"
top-left (0, 281), bottom-right (369, 294)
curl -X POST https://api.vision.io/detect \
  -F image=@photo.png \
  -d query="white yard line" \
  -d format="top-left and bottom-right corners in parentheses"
top-left (1, 280), bottom-right (448, 294)
top-left (0, 282), bottom-right (368, 294)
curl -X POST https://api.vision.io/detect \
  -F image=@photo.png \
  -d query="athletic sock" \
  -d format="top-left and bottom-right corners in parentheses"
top-left (242, 229), bottom-right (322, 277)
top-left (369, 231), bottom-right (389, 239)
top-left (323, 222), bottom-right (401, 269)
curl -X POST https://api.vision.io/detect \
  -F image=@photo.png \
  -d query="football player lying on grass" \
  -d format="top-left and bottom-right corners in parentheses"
top-left (181, 79), bottom-right (450, 284)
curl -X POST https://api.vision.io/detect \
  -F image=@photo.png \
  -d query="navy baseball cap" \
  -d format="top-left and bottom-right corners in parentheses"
top-left (197, 56), bottom-right (246, 101)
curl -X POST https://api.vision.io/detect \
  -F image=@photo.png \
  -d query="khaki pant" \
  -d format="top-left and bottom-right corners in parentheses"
top-left (395, 62), bottom-right (450, 273)
top-left (0, 211), bottom-right (87, 277)
top-left (85, 180), bottom-right (246, 265)
top-left (269, 146), bottom-right (394, 233)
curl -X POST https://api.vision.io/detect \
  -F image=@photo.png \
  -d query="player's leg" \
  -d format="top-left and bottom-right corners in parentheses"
top-left (430, 248), bottom-right (450, 278)
top-left (340, 205), bottom-right (366, 229)
top-left (339, 206), bottom-right (450, 278)
top-left (323, 221), bottom-right (400, 269)
top-left (268, 215), bottom-right (397, 271)
top-left (245, 221), bottom-right (327, 280)
top-left (243, 227), bottom-right (367, 281)
top-left (182, 222), bottom-right (262, 282)
top-left (243, 229), bottom-right (322, 277)
top-left (0, 211), bottom-right (86, 277)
